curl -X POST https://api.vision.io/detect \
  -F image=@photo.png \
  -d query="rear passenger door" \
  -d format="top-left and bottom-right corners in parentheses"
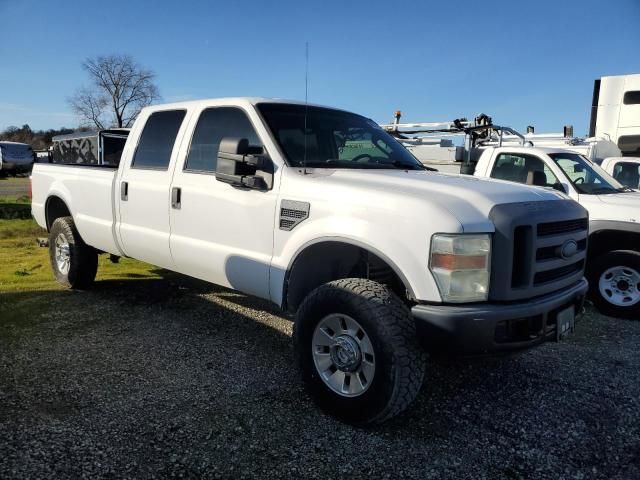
top-left (168, 106), bottom-right (278, 300)
top-left (117, 109), bottom-right (189, 269)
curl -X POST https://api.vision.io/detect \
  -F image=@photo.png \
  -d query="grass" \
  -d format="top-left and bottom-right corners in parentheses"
top-left (0, 201), bottom-right (162, 293)
top-left (0, 175), bottom-right (30, 183)
top-left (0, 195), bottom-right (32, 220)
top-left (0, 195), bottom-right (31, 204)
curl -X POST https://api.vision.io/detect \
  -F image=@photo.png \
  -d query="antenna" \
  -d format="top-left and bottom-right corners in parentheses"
top-left (303, 41), bottom-right (309, 174)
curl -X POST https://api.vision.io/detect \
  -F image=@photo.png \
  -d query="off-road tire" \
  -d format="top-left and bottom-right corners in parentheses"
top-left (293, 278), bottom-right (426, 424)
top-left (587, 250), bottom-right (640, 319)
top-left (48, 216), bottom-right (98, 289)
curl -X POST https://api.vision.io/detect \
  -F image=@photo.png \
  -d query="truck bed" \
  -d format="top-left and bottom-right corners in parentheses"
top-left (31, 163), bottom-right (122, 256)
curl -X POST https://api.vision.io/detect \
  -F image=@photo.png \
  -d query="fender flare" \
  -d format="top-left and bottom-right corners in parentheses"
top-left (283, 235), bottom-right (417, 305)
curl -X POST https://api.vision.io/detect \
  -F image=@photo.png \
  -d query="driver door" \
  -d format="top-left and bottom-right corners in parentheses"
top-left (168, 106), bottom-right (279, 300)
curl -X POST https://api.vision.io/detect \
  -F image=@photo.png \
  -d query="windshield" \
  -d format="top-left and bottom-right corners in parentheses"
top-left (549, 152), bottom-right (627, 194)
top-left (257, 103), bottom-right (425, 170)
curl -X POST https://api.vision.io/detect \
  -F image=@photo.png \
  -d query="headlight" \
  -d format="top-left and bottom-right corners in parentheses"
top-left (429, 234), bottom-right (491, 303)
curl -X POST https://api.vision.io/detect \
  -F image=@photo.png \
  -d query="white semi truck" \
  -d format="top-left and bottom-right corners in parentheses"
top-left (31, 98), bottom-right (589, 424)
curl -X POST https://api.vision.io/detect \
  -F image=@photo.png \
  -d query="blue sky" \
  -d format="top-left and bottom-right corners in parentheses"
top-left (1, 0), bottom-right (639, 134)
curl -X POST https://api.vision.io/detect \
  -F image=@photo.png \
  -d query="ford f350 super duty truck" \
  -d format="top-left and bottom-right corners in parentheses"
top-left (31, 98), bottom-right (588, 424)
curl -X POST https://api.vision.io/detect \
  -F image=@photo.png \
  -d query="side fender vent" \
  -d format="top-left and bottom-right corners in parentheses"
top-left (279, 200), bottom-right (310, 231)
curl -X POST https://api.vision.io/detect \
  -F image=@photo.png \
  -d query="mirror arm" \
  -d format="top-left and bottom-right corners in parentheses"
top-left (215, 172), bottom-right (268, 190)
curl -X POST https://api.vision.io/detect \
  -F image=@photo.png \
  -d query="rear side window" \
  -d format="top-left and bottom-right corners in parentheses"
top-left (491, 153), bottom-right (559, 187)
top-left (185, 107), bottom-right (261, 172)
top-left (132, 110), bottom-right (186, 170)
top-left (623, 91), bottom-right (640, 105)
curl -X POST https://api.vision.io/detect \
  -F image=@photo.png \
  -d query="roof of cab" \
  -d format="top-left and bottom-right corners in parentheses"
top-left (488, 145), bottom-right (587, 156)
top-left (141, 97), bottom-right (347, 113)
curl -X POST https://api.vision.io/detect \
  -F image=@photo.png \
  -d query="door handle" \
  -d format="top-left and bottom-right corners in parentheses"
top-left (121, 181), bottom-right (128, 201)
top-left (171, 187), bottom-right (181, 209)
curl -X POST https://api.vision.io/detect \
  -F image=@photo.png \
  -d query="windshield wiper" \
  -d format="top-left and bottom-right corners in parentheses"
top-left (591, 187), bottom-right (619, 194)
top-left (317, 159), bottom-right (425, 170)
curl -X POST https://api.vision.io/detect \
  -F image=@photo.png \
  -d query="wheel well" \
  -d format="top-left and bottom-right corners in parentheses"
top-left (588, 229), bottom-right (640, 261)
top-left (45, 196), bottom-right (71, 231)
top-left (284, 241), bottom-right (411, 313)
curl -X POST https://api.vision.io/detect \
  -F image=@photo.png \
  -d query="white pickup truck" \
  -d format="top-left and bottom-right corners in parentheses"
top-left (32, 98), bottom-right (589, 424)
top-left (473, 146), bottom-right (640, 318)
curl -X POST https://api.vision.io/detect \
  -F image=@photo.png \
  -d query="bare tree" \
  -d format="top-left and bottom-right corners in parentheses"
top-left (68, 54), bottom-right (160, 129)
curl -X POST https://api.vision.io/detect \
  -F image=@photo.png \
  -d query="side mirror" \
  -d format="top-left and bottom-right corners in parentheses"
top-left (552, 183), bottom-right (567, 193)
top-left (215, 137), bottom-right (269, 190)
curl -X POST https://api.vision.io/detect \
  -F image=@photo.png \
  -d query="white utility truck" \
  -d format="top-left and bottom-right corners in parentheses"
top-left (472, 145), bottom-right (640, 319)
top-left (31, 98), bottom-right (589, 424)
top-left (386, 110), bottom-right (640, 319)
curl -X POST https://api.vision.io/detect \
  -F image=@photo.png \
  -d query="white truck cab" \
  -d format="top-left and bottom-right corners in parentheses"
top-left (474, 145), bottom-right (640, 318)
top-left (31, 98), bottom-right (589, 424)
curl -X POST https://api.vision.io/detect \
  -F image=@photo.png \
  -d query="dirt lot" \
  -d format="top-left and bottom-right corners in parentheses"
top-left (1, 271), bottom-right (639, 480)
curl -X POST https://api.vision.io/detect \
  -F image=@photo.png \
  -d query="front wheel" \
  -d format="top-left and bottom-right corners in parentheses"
top-left (293, 278), bottom-right (426, 424)
top-left (48, 216), bottom-right (98, 289)
top-left (587, 250), bottom-right (640, 319)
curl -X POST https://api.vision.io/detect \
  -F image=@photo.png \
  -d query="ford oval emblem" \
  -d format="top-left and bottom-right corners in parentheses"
top-left (560, 240), bottom-right (578, 259)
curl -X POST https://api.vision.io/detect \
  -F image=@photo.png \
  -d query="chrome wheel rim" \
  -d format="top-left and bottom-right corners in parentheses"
top-left (599, 265), bottom-right (640, 307)
top-left (312, 314), bottom-right (375, 397)
top-left (54, 234), bottom-right (71, 275)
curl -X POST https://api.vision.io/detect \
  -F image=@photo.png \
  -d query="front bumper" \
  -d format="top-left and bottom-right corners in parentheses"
top-left (412, 278), bottom-right (588, 354)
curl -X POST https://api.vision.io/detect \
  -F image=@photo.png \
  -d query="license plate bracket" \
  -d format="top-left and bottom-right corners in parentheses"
top-left (556, 305), bottom-right (575, 341)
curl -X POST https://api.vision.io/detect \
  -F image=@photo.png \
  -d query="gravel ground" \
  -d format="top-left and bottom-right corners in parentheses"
top-left (0, 276), bottom-right (639, 479)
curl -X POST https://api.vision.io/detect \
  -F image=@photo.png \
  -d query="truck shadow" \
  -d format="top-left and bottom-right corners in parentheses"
top-left (0, 273), bottom-right (634, 478)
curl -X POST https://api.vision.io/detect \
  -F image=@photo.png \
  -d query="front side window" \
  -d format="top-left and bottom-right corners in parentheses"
top-left (612, 162), bottom-right (640, 189)
top-left (257, 103), bottom-right (424, 170)
top-left (490, 153), bottom-right (560, 188)
top-left (549, 152), bottom-right (625, 194)
top-left (132, 110), bottom-right (186, 170)
top-left (185, 107), bottom-right (262, 172)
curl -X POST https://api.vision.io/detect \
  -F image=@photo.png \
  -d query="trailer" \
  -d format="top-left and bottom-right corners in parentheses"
top-left (51, 129), bottom-right (130, 166)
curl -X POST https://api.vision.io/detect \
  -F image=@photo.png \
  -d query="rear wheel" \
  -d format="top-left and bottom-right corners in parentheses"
top-left (588, 250), bottom-right (640, 319)
top-left (48, 216), bottom-right (98, 289)
top-left (293, 278), bottom-right (426, 424)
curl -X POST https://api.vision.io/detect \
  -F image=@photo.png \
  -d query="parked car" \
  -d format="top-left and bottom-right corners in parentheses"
top-left (0, 141), bottom-right (35, 176)
top-left (31, 98), bottom-right (589, 424)
top-left (473, 146), bottom-right (640, 318)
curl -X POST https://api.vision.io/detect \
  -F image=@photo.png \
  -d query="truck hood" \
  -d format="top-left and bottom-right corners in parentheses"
top-left (580, 192), bottom-right (640, 223)
top-left (595, 191), bottom-right (640, 205)
top-left (313, 169), bottom-right (567, 231)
